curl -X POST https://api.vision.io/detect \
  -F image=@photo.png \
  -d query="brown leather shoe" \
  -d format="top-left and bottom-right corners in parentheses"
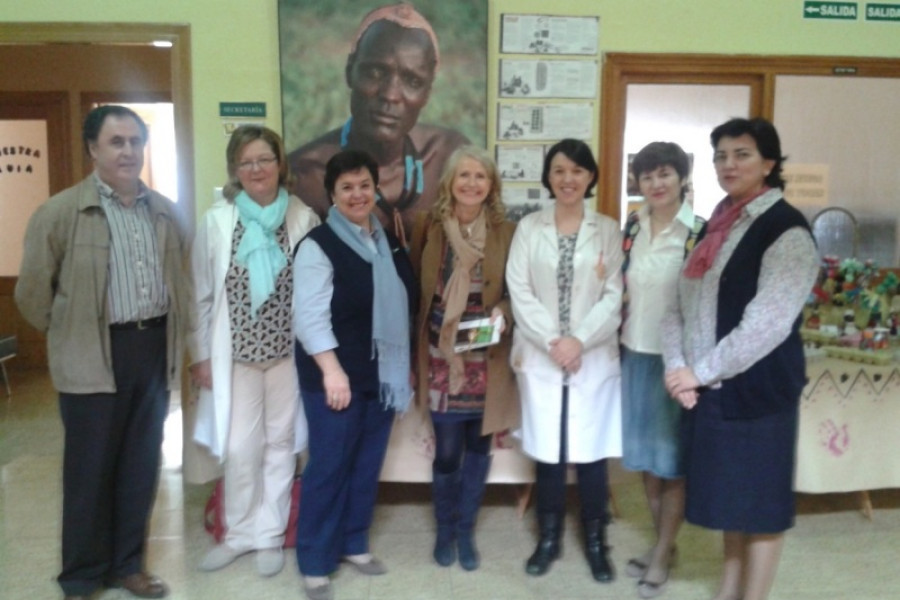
top-left (110, 572), bottom-right (169, 599)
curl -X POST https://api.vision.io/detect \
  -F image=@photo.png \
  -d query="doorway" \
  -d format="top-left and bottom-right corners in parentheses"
top-left (600, 51), bottom-right (900, 266)
top-left (0, 23), bottom-right (193, 370)
top-left (0, 22), bottom-right (194, 220)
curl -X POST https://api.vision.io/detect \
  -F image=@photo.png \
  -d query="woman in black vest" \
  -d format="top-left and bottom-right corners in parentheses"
top-left (292, 150), bottom-right (415, 600)
top-left (661, 118), bottom-right (818, 600)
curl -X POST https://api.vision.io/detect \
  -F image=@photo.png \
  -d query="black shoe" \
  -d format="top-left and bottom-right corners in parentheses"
top-left (525, 512), bottom-right (562, 576)
top-left (583, 518), bottom-right (614, 582)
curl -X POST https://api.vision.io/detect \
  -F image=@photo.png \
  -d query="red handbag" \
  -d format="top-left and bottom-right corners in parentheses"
top-left (204, 477), bottom-right (302, 548)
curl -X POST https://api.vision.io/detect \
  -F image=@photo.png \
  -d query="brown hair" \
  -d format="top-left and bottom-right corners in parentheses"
top-left (223, 125), bottom-right (293, 200)
top-left (430, 146), bottom-right (505, 226)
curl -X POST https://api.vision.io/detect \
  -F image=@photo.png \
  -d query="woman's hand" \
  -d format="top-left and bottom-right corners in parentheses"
top-left (549, 336), bottom-right (583, 373)
top-left (674, 389), bottom-right (699, 410)
top-left (323, 367), bottom-right (351, 411)
top-left (489, 306), bottom-right (506, 334)
top-left (189, 359), bottom-right (212, 390)
top-left (665, 367), bottom-right (700, 396)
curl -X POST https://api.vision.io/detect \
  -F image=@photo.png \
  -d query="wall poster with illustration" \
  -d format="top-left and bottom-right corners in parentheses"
top-left (278, 0), bottom-right (487, 238)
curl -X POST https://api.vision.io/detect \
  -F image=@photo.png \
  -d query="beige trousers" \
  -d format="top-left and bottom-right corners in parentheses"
top-left (224, 357), bottom-right (298, 550)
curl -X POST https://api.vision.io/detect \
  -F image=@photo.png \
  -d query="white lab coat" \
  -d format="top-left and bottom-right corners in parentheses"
top-left (506, 207), bottom-right (624, 463)
top-left (189, 195), bottom-right (319, 461)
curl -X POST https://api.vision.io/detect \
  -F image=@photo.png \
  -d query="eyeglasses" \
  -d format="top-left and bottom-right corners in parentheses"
top-left (236, 156), bottom-right (278, 172)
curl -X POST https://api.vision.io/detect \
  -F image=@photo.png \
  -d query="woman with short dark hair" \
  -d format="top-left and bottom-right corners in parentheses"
top-left (662, 118), bottom-right (819, 600)
top-left (620, 140), bottom-right (704, 599)
top-left (507, 138), bottom-right (624, 583)
top-left (292, 149), bottom-right (416, 600)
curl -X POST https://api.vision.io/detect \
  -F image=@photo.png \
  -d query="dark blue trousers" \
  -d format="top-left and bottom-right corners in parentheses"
top-left (296, 389), bottom-right (394, 576)
top-left (57, 326), bottom-right (168, 596)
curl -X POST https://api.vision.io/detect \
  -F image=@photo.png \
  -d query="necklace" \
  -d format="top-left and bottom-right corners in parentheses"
top-left (340, 118), bottom-right (424, 221)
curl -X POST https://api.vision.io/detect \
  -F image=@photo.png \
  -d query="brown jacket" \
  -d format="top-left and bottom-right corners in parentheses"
top-left (15, 176), bottom-right (192, 394)
top-left (409, 212), bottom-right (519, 435)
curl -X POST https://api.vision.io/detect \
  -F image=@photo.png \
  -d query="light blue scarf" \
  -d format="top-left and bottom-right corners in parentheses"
top-left (234, 188), bottom-right (289, 317)
top-left (326, 205), bottom-right (411, 412)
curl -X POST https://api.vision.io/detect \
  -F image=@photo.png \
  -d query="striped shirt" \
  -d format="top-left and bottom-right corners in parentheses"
top-left (95, 173), bottom-right (169, 324)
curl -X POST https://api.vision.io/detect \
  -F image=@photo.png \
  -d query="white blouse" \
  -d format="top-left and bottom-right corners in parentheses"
top-left (621, 201), bottom-right (696, 354)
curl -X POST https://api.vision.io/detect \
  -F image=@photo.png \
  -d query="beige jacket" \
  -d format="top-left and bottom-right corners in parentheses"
top-left (409, 212), bottom-right (520, 436)
top-left (15, 176), bottom-right (192, 394)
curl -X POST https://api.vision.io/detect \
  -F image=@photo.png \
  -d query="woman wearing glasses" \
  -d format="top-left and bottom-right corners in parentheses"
top-left (189, 125), bottom-right (319, 576)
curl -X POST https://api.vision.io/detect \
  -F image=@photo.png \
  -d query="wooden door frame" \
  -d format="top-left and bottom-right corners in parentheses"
top-left (0, 91), bottom-right (71, 194)
top-left (0, 22), bottom-right (194, 225)
top-left (599, 53), bottom-right (900, 219)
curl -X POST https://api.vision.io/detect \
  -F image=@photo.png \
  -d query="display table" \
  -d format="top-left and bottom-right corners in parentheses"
top-left (379, 399), bottom-right (534, 484)
top-left (795, 357), bottom-right (900, 512)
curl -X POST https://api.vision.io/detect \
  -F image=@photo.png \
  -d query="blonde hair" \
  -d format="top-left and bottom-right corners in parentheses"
top-left (223, 125), bottom-right (294, 200)
top-left (430, 146), bottom-right (505, 225)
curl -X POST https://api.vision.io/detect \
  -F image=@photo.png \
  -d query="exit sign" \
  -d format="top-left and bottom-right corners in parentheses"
top-left (866, 3), bottom-right (900, 21)
top-left (803, 1), bottom-right (859, 19)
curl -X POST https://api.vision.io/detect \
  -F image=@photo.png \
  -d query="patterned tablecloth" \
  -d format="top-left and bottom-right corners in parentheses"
top-left (379, 398), bottom-right (534, 483)
top-left (380, 356), bottom-right (900, 491)
top-left (795, 357), bottom-right (900, 493)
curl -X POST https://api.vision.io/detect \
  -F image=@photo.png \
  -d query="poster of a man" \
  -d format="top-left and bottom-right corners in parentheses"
top-left (279, 1), bottom-right (486, 237)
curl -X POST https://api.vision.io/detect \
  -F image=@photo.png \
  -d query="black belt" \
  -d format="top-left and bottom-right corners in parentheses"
top-left (109, 314), bottom-right (167, 331)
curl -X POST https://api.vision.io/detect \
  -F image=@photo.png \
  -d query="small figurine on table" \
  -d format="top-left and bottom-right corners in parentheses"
top-left (842, 309), bottom-right (859, 337)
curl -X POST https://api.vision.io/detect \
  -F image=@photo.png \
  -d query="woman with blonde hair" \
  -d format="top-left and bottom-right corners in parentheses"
top-left (189, 125), bottom-right (319, 576)
top-left (409, 146), bottom-right (518, 571)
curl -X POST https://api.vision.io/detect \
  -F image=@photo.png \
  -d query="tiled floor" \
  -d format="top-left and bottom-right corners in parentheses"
top-left (1, 367), bottom-right (899, 599)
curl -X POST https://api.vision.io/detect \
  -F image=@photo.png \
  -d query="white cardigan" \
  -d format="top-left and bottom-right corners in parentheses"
top-left (189, 195), bottom-right (319, 460)
top-left (506, 207), bottom-right (624, 463)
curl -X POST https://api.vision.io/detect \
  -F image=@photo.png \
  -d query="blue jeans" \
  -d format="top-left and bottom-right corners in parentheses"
top-left (295, 389), bottom-right (394, 576)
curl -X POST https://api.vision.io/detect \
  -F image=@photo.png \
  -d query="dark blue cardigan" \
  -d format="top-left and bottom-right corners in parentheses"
top-left (712, 198), bottom-right (812, 419)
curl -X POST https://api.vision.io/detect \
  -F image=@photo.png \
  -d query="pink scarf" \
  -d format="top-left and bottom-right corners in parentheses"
top-left (683, 187), bottom-right (770, 279)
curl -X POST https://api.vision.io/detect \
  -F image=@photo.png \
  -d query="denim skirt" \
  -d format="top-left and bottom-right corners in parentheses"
top-left (620, 346), bottom-right (684, 479)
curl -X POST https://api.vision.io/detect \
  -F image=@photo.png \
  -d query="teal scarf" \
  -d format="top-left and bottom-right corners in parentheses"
top-left (234, 188), bottom-right (289, 317)
top-left (326, 205), bottom-right (411, 412)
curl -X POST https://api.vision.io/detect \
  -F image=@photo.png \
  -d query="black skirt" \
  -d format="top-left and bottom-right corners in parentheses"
top-left (681, 387), bottom-right (798, 534)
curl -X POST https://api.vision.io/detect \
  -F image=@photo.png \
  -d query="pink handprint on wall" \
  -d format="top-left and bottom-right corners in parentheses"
top-left (818, 419), bottom-right (850, 456)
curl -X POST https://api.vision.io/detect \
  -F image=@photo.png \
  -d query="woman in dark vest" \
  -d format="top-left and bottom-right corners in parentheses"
top-left (661, 118), bottom-right (818, 600)
top-left (292, 150), bottom-right (415, 600)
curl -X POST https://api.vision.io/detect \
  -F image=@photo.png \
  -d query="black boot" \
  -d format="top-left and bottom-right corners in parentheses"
top-left (457, 452), bottom-right (491, 571)
top-left (431, 467), bottom-right (460, 567)
top-left (525, 512), bottom-right (562, 576)
top-left (583, 518), bottom-right (614, 582)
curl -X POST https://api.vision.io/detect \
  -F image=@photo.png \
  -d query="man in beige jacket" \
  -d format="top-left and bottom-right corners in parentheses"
top-left (15, 105), bottom-right (191, 600)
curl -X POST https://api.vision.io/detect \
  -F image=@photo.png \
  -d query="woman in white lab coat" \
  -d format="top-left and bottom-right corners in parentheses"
top-left (506, 138), bottom-right (624, 583)
top-left (189, 125), bottom-right (319, 576)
